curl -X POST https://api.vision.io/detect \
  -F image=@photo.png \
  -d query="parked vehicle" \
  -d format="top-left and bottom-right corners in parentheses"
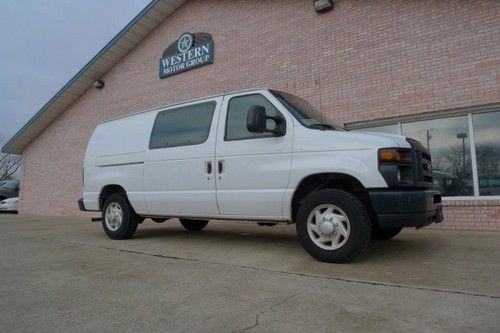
top-left (0, 197), bottom-right (18, 213)
top-left (0, 179), bottom-right (20, 201)
top-left (79, 89), bottom-right (443, 262)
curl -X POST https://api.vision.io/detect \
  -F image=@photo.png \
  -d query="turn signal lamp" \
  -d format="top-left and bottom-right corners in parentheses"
top-left (378, 149), bottom-right (403, 162)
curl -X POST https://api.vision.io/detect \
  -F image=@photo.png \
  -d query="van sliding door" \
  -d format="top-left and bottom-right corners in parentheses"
top-left (143, 97), bottom-right (222, 216)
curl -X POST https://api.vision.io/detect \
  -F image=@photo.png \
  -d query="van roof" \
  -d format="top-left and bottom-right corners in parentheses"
top-left (98, 87), bottom-right (269, 125)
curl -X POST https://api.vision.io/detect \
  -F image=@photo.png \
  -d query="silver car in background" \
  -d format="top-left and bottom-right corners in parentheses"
top-left (0, 197), bottom-right (18, 213)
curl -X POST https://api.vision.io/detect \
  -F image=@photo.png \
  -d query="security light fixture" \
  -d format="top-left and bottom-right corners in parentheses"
top-left (314, 0), bottom-right (333, 13)
top-left (93, 79), bottom-right (105, 89)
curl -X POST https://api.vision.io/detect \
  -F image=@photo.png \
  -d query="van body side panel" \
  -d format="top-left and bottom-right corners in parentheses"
top-left (143, 97), bottom-right (222, 216)
top-left (95, 152), bottom-right (144, 167)
top-left (281, 126), bottom-right (390, 219)
top-left (83, 112), bottom-right (154, 213)
top-left (290, 127), bottom-right (389, 187)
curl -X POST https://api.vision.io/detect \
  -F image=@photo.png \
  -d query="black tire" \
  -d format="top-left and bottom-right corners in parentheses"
top-left (101, 193), bottom-right (139, 240)
top-left (296, 189), bottom-right (371, 263)
top-left (152, 218), bottom-right (167, 223)
top-left (371, 226), bottom-right (402, 240)
top-left (179, 218), bottom-right (209, 231)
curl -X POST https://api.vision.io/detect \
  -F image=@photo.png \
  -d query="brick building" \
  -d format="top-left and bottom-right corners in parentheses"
top-left (2, 0), bottom-right (500, 230)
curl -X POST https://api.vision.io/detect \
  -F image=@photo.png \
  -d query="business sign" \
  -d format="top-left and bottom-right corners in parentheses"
top-left (159, 32), bottom-right (214, 79)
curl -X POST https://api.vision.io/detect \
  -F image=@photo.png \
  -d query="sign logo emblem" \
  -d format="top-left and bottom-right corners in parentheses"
top-left (159, 32), bottom-right (214, 79)
top-left (177, 33), bottom-right (193, 53)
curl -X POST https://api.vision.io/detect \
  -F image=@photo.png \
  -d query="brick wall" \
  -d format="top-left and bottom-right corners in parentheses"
top-left (436, 200), bottom-right (500, 231)
top-left (19, 0), bottom-right (500, 230)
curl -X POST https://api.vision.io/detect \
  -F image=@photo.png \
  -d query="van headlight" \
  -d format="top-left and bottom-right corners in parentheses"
top-left (378, 148), bottom-right (413, 187)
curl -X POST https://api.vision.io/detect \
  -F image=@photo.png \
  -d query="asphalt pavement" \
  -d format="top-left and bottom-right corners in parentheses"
top-left (0, 214), bottom-right (499, 332)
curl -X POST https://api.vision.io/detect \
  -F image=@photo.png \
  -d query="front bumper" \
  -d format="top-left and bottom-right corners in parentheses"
top-left (78, 198), bottom-right (87, 212)
top-left (368, 189), bottom-right (443, 229)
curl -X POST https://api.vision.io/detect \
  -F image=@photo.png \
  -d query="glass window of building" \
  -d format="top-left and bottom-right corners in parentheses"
top-left (402, 116), bottom-right (473, 197)
top-left (352, 124), bottom-right (399, 134)
top-left (473, 111), bottom-right (500, 196)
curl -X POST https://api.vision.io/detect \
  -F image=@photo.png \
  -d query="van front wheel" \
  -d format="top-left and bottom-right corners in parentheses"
top-left (296, 189), bottom-right (371, 263)
top-left (102, 193), bottom-right (139, 240)
top-left (179, 218), bottom-right (209, 231)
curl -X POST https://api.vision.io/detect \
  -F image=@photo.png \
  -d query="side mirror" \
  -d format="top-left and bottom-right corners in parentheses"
top-left (246, 105), bottom-right (286, 136)
top-left (246, 105), bottom-right (267, 133)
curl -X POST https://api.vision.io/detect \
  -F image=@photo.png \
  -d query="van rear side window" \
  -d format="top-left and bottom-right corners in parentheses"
top-left (149, 101), bottom-right (216, 149)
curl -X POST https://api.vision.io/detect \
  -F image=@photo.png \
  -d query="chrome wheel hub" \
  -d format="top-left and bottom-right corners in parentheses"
top-left (105, 202), bottom-right (123, 231)
top-left (307, 204), bottom-right (351, 250)
top-left (319, 220), bottom-right (335, 235)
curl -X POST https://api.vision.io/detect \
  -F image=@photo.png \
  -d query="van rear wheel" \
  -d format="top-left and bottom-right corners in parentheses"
top-left (296, 189), bottom-right (371, 263)
top-left (102, 193), bottom-right (139, 239)
top-left (179, 218), bottom-right (209, 231)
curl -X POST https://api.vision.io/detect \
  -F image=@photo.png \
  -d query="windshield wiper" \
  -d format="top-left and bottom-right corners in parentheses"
top-left (308, 123), bottom-right (336, 130)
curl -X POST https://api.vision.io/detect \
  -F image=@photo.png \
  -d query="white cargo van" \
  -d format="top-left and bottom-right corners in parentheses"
top-left (80, 89), bottom-right (443, 262)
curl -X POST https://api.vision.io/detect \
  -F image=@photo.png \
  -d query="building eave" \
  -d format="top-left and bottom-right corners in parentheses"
top-left (1, 0), bottom-right (186, 154)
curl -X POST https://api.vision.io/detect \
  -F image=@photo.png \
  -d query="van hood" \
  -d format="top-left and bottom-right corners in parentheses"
top-left (354, 131), bottom-right (411, 148)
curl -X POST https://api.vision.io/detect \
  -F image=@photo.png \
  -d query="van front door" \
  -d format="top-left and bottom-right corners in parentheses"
top-left (143, 98), bottom-right (222, 216)
top-left (215, 91), bottom-right (293, 220)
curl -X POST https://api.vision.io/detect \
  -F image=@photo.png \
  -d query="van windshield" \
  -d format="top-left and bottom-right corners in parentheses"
top-left (270, 90), bottom-right (345, 131)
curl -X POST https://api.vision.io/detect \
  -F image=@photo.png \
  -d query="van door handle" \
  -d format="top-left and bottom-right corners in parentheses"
top-left (206, 161), bottom-right (212, 174)
top-left (218, 160), bottom-right (224, 174)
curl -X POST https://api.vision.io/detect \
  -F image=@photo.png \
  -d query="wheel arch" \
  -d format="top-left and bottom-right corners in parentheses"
top-left (290, 172), bottom-right (375, 223)
top-left (99, 184), bottom-right (128, 211)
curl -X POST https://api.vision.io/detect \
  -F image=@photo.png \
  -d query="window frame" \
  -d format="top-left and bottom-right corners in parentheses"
top-left (148, 100), bottom-right (217, 150)
top-left (345, 105), bottom-right (500, 200)
top-left (223, 93), bottom-right (285, 142)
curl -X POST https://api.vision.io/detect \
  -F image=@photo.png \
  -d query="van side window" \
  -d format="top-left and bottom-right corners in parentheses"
top-left (225, 94), bottom-right (282, 141)
top-left (149, 101), bottom-right (216, 149)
